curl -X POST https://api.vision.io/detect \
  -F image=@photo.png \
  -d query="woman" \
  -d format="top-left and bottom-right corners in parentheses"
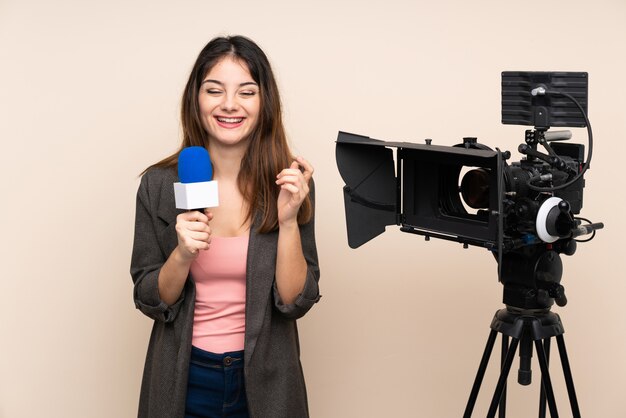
top-left (130, 35), bottom-right (321, 418)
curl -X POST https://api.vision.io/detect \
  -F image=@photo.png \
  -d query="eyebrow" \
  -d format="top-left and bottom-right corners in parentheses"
top-left (201, 79), bottom-right (258, 87)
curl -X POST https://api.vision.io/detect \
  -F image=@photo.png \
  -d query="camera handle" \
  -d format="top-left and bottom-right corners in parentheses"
top-left (519, 132), bottom-right (578, 176)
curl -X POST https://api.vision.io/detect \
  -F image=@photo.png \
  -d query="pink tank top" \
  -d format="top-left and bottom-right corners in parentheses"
top-left (190, 235), bottom-right (248, 354)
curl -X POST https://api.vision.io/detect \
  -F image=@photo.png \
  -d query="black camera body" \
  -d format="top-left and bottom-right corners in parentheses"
top-left (336, 72), bottom-right (602, 311)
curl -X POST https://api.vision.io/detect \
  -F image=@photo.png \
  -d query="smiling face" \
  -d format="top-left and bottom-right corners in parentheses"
top-left (198, 56), bottom-right (261, 150)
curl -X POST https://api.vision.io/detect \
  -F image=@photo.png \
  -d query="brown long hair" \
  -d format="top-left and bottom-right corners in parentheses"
top-left (147, 35), bottom-right (312, 233)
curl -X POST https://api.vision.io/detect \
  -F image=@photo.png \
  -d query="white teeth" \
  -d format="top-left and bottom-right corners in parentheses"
top-left (217, 117), bottom-right (243, 123)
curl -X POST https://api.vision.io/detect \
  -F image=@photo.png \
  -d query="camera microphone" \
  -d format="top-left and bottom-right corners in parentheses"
top-left (174, 146), bottom-right (219, 210)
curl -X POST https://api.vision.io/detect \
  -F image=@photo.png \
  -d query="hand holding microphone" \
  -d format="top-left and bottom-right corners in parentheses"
top-left (174, 147), bottom-right (219, 259)
top-left (175, 210), bottom-right (212, 260)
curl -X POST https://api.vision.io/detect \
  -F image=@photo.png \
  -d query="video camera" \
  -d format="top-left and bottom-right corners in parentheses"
top-left (336, 71), bottom-right (603, 311)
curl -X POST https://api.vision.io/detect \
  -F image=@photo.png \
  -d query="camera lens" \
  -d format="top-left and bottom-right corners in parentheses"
top-left (460, 168), bottom-right (490, 209)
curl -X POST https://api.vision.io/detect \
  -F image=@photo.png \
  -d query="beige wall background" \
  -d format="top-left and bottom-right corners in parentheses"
top-left (1, 0), bottom-right (625, 417)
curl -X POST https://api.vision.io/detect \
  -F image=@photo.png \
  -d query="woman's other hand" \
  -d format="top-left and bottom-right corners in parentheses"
top-left (275, 156), bottom-right (313, 226)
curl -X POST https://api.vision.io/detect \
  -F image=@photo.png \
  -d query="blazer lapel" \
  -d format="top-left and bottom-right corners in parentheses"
top-left (244, 218), bottom-right (278, 364)
top-left (156, 168), bottom-right (184, 258)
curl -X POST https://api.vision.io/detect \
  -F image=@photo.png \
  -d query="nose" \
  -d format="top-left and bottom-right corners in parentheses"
top-left (221, 93), bottom-right (239, 112)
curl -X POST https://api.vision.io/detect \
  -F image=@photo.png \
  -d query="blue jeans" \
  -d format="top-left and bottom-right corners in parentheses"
top-left (185, 346), bottom-right (249, 418)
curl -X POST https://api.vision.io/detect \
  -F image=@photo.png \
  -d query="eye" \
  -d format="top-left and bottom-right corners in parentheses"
top-left (205, 88), bottom-right (222, 95)
top-left (239, 90), bottom-right (257, 97)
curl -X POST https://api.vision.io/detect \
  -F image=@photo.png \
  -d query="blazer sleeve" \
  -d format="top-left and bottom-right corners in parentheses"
top-left (130, 171), bottom-right (185, 323)
top-left (272, 179), bottom-right (321, 320)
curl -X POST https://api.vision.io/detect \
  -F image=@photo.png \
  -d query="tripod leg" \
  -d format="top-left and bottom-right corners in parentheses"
top-left (464, 330), bottom-right (498, 418)
top-left (538, 338), bottom-right (550, 418)
top-left (534, 339), bottom-right (559, 418)
top-left (556, 335), bottom-right (582, 418)
top-left (499, 335), bottom-right (509, 418)
top-left (487, 337), bottom-right (519, 418)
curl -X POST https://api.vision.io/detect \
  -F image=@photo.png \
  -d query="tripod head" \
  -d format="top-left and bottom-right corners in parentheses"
top-left (500, 243), bottom-right (567, 310)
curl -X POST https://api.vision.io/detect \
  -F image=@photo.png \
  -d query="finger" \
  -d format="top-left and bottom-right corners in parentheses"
top-left (276, 173), bottom-right (309, 193)
top-left (280, 183), bottom-right (300, 195)
top-left (276, 168), bottom-right (303, 179)
top-left (184, 234), bottom-right (211, 249)
top-left (182, 240), bottom-right (202, 255)
top-left (296, 156), bottom-right (314, 181)
top-left (179, 210), bottom-right (209, 224)
top-left (194, 211), bottom-right (210, 224)
top-left (275, 174), bottom-right (302, 185)
top-left (186, 221), bottom-right (211, 233)
top-left (276, 159), bottom-right (306, 178)
top-left (189, 210), bottom-right (209, 223)
top-left (187, 245), bottom-right (208, 256)
top-left (189, 231), bottom-right (211, 242)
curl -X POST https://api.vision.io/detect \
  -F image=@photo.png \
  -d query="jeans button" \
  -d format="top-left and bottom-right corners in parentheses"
top-left (224, 356), bottom-right (233, 366)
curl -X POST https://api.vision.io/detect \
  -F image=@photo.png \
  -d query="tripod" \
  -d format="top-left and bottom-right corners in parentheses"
top-left (463, 307), bottom-right (581, 418)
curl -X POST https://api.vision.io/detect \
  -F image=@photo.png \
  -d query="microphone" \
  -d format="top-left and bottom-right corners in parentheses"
top-left (174, 146), bottom-right (219, 210)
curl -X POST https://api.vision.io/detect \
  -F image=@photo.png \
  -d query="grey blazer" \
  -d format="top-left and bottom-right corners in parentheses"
top-left (130, 167), bottom-right (321, 418)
